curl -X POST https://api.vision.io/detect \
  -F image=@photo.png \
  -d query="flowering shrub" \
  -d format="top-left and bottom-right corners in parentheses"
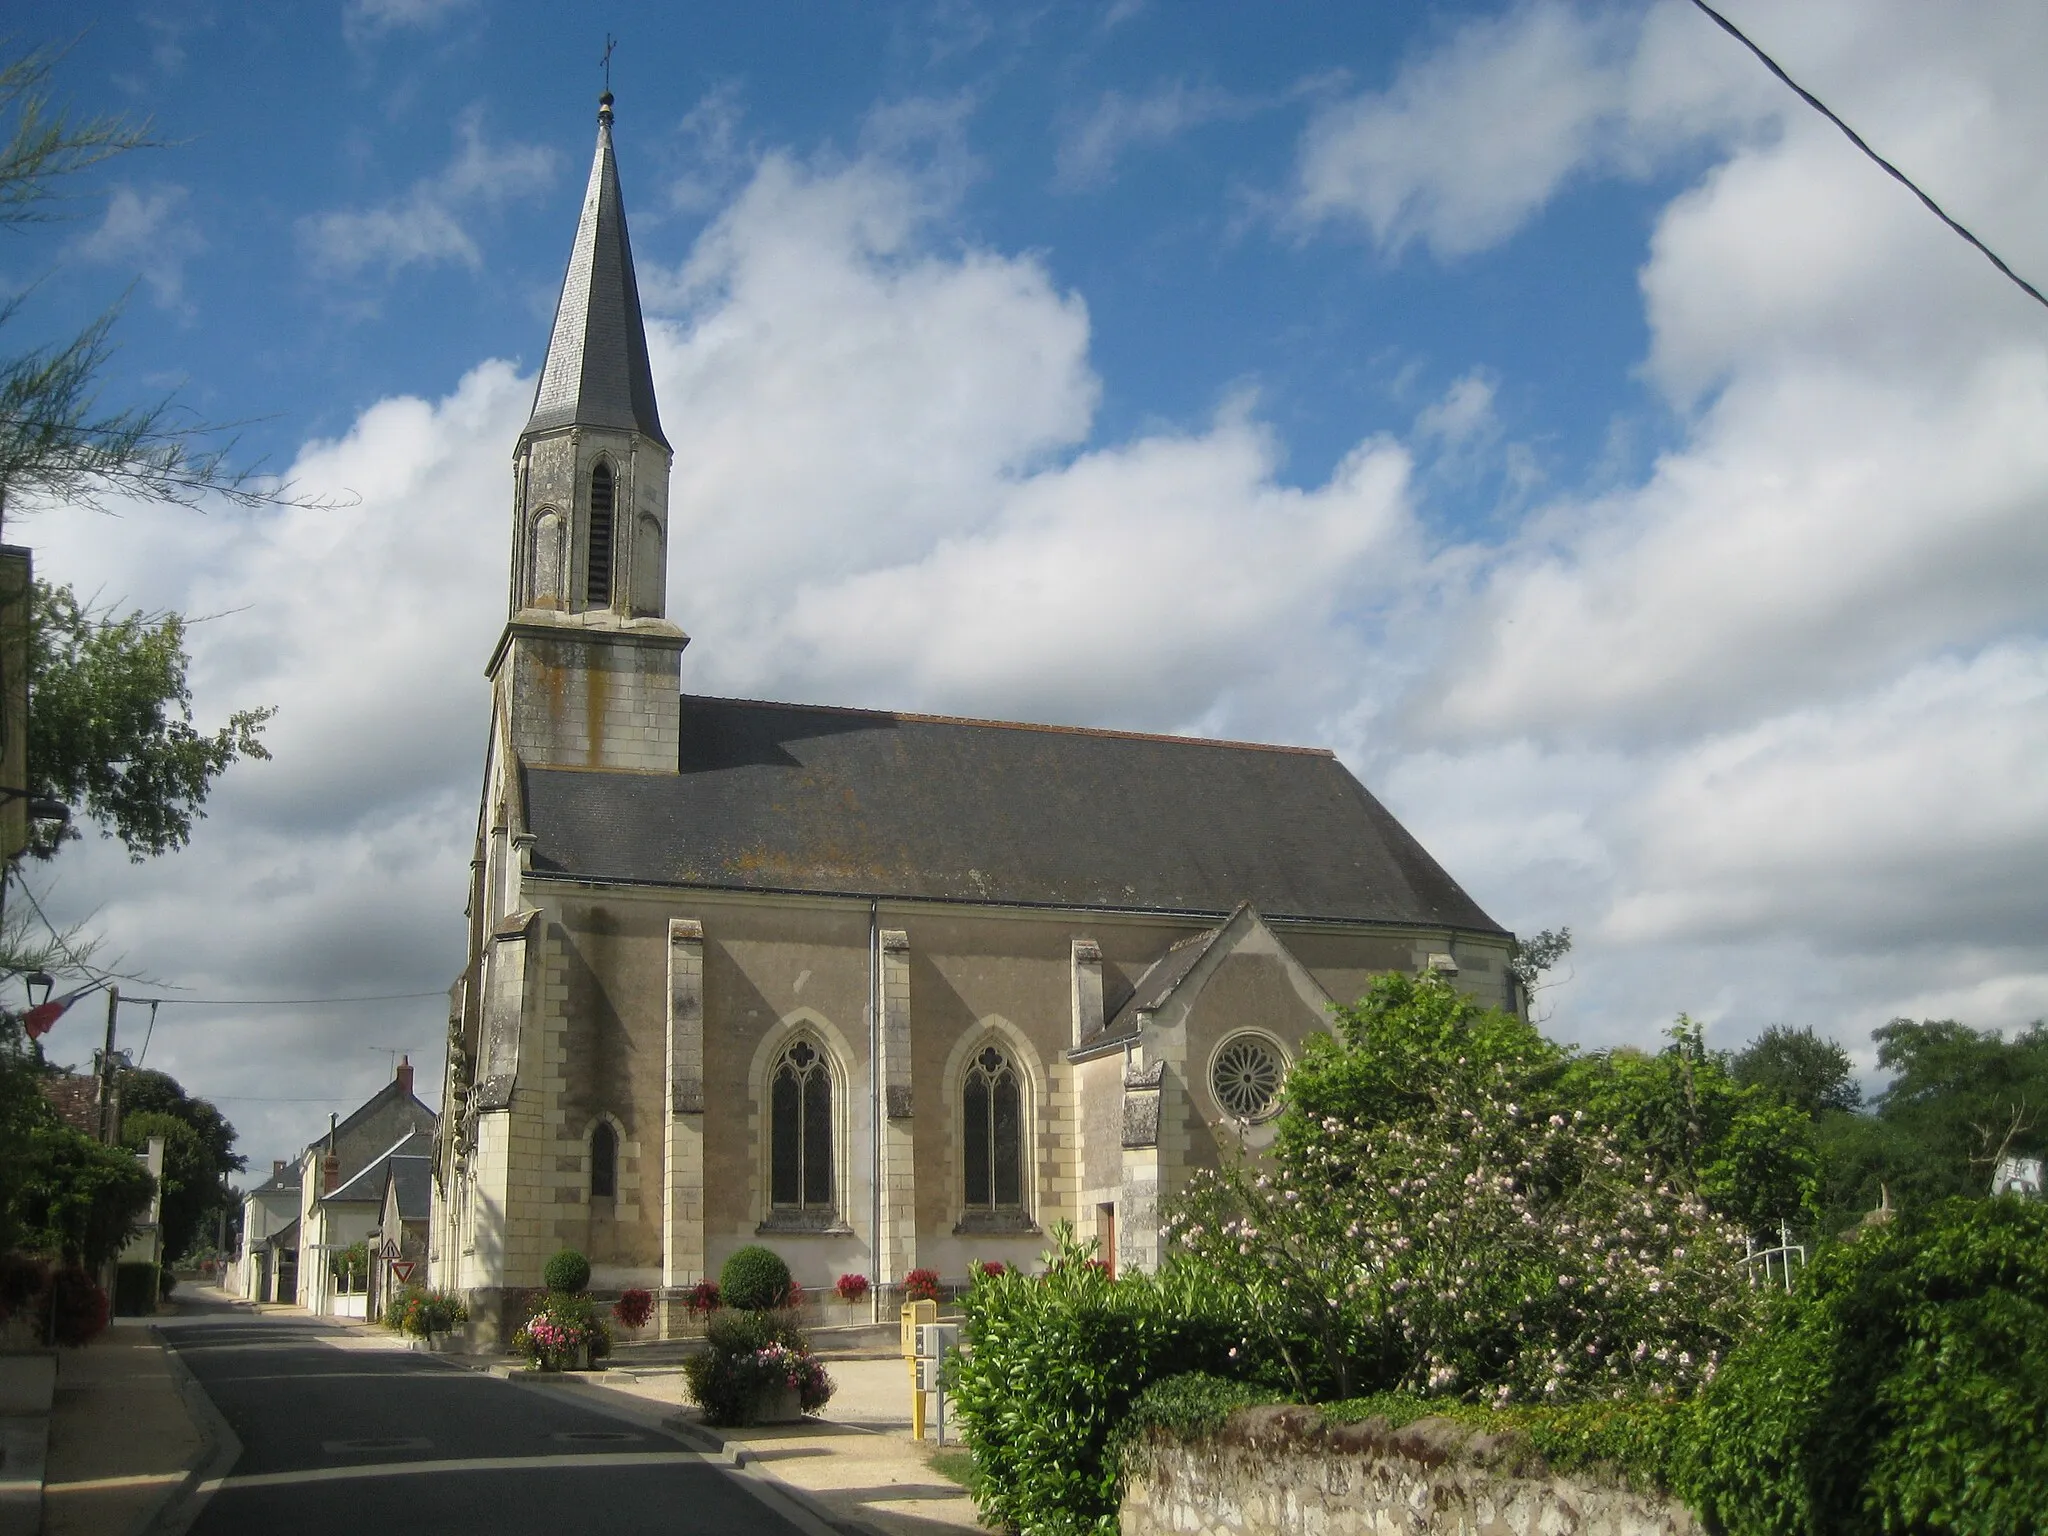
top-left (513, 1293), bottom-right (612, 1370)
top-left (682, 1308), bottom-right (834, 1424)
top-left (782, 1279), bottom-right (806, 1309)
top-left (383, 1285), bottom-right (468, 1340)
top-left (834, 1272), bottom-right (870, 1304)
top-left (1168, 1085), bottom-right (1755, 1404)
top-left (614, 1287), bottom-right (655, 1330)
top-left (974, 1261), bottom-right (1007, 1280)
top-left (902, 1267), bottom-right (941, 1303)
top-left (682, 1278), bottom-right (721, 1314)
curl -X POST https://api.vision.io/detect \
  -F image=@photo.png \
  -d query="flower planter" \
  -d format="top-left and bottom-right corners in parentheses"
top-left (748, 1382), bottom-right (804, 1424)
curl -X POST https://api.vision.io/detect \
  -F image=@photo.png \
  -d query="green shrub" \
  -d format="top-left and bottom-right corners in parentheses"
top-left (682, 1307), bottom-right (832, 1424)
top-left (514, 1291), bottom-right (610, 1368)
top-left (1109, 1372), bottom-right (1282, 1474)
top-left (1673, 1196), bottom-right (2048, 1536)
top-left (1318, 1392), bottom-right (1688, 1489)
top-left (719, 1244), bottom-right (791, 1311)
top-left (542, 1247), bottom-right (591, 1293)
top-left (947, 1226), bottom-right (1256, 1536)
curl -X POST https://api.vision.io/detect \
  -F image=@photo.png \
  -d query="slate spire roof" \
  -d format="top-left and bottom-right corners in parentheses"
top-left (523, 93), bottom-right (668, 450)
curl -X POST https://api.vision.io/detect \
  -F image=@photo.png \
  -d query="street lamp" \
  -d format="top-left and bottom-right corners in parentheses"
top-left (24, 970), bottom-right (52, 1011)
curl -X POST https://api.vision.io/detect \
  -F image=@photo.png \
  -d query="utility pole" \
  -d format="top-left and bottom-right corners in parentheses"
top-left (97, 985), bottom-right (120, 1143)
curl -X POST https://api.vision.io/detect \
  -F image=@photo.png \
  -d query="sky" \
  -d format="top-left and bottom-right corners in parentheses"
top-left (7, 0), bottom-right (2048, 1181)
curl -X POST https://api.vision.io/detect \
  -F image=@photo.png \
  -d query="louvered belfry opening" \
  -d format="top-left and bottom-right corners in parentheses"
top-left (586, 461), bottom-right (615, 607)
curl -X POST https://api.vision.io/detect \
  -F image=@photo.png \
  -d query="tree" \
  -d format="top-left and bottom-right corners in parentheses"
top-left (27, 582), bottom-right (271, 860)
top-left (1556, 1019), bottom-right (1820, 1238)
top-left (7, 1116), bottom-right (154, 1267)
top-left (114, 1069), bottom-right (241, 1261)
top-left (1731, 1024), bottom-right (1861, 1117)
top-left (1870, 1018), bottom-right (2048, 1193)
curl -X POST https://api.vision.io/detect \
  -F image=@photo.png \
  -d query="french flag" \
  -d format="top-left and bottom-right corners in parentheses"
top-left (23, 986), bottom-right (97, 1042)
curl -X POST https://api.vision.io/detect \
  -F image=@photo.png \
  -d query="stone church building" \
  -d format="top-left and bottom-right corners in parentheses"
top-left (428, 95), bottom-right (1518, 1336)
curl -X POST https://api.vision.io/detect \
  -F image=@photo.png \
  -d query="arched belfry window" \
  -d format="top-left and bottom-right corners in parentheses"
top-left (590, 1121), bottom-right (617, 1199)
top-left (585, 461), bottom-right (615, 607)
top-left (770, 1038), bottom-right (833, 1213)
top-left (963, 1044), bottom-right (1024, 1212)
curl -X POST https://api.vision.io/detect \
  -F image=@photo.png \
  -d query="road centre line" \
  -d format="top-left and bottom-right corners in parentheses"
top-left (205, 1451), bottom-right (705, 1491)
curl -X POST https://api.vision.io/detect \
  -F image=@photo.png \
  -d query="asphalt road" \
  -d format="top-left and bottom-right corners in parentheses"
top-left (161, 1303), bottom-right (819, 1536)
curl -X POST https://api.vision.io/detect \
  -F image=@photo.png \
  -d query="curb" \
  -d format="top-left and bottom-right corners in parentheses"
top-left (133, 1327), bottom-right (242, 1536)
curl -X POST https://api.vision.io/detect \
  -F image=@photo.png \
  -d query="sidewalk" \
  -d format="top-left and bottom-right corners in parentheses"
top-left (39, 1315), bottom-right (207, 1536)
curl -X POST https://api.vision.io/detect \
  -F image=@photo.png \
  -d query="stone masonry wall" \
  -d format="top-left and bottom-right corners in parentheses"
top-left (1122, 1408), bottom-right (1699, 1536)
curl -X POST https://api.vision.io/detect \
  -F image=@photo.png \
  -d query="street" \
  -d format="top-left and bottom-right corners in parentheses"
top-left (160, 1298), bottom-right (820, 1536)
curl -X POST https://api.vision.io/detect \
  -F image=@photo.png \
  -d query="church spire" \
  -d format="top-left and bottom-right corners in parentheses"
top-left (523, 92), bottom-right (667, 449)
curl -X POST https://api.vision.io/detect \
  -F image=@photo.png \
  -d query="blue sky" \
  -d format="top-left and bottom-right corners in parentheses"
top-left (11, 1), bottom-right (2048, 1174)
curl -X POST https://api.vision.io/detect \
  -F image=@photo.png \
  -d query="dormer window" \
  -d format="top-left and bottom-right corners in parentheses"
top-left (586, 461), bottom-right (615, 607)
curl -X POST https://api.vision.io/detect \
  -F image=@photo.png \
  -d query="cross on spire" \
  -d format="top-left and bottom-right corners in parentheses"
top-left (600, 34), bottom-right (617, 93)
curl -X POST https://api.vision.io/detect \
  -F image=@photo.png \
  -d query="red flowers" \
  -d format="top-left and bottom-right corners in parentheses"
top-left (834, 1273), bottom-right (870, 1303)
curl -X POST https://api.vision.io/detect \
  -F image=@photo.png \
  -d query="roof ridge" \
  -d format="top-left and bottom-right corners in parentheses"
top-left (679, 693), bottom-right (1337, 758)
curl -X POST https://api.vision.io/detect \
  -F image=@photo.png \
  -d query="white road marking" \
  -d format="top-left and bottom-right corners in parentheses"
top-left (205, 1450), bottom-right (703, 1492)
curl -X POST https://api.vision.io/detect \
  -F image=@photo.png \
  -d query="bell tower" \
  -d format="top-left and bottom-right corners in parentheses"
top-left (488, 91), bottom-right (685, 773)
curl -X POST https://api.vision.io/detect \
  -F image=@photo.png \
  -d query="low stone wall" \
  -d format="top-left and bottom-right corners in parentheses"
top-left (1121, 1406), bottom-right (1699, 1536)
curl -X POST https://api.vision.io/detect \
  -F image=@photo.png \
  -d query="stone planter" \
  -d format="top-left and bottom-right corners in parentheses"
top-left (408, 1333), bottom-right (462, 1354)
top-left (747, 1383), bottom-right (804, 1424)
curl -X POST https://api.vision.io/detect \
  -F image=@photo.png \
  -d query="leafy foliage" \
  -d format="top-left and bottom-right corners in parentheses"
top-left (1170, 1066), bottom-right (1756, 1405)
top-left (1733, 1025), bottom-right (1862, 1117)
top-left (947, 1225), bottom-right (1254, 1536)
top-left (1558, 1019), bottom-right (1820, 1237)
top-left (682, 1308), bottom-right (832, 1423)
top-left (541, 1247), bottom-right (590, 1294)
top-left (1108, 1372), bottom-right (1282, 1474)
top-left (48, 1263), bottom-right (107, 1346)
top-left (1674, 1197), bottom-right (2048, 1536)
top-left (28, 582), bottom-right (272, 860)
top-left (8, 1117), bottom-right (155, 1266)
top-left (382, 1284), bottom-right (467, 1338)
top-left (718, 1244), bottom-right (790, 1311)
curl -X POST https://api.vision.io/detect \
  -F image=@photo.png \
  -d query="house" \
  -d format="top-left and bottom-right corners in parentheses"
top-left (431, 93), bottom-right (1517, 1341)
top-left (306, 1127), bottom-right (434, 1319)
top-left (238, 1159), bottom-right (303, 1303)
top-left (368, 1146), bottom-right (435, 1320)
top-left (236, 1056), bottom-right (434, 1313)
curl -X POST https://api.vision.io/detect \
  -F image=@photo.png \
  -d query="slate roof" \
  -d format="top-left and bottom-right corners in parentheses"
top-left (325, 1129), bottom-right (434, 1205)
top-left (522, 96), bottom-right (667, 449)
top-left (384, 1156), bottom-right (434, 1224)
top-left (521, 695), bottom-right (1505, 932)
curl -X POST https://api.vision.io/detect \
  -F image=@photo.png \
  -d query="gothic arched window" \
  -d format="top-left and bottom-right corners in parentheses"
top-left (770, 1039), bottom-right (833, 1212)
top-left (590, 1120), bottom-right (617, 1199)
top-left (585, 461), bottom-right (615, 607)
top-left (963, 1044), bottom-right (1024, 1212)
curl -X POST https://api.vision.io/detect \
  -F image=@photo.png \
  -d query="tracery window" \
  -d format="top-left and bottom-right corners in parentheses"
top-left (963, 1044), bottom-right (1024, 1211)
top-left (1211, 1033), bottom-right (1284, 1122)
top-left (585, 461), bottom-right (615, 607)
top-left (590, 1120), bottom-right (617, 1199)
top-left (770, 1039), bottom-right (833, 1212)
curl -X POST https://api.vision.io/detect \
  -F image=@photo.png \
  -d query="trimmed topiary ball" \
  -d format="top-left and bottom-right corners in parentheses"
top-left (720, 1245), bottom-right (792, 1311)
top-left (543, 1248), bottom-right (592, 1294)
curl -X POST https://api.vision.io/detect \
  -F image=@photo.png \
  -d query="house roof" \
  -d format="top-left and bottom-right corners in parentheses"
top-left (521, 95), bottom-right (666, 449)
top-left (521, 695), bottom-right (1505, 931)
top-left (325, 1129), bottom-right (434, 1204)
top-left (250, 1164), bottom-right (301, 1196)
top-left (383, 1155), bottom-right (434, 1224)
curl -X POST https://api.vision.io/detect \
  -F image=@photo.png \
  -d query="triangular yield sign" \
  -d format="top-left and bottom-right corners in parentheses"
top-left (390, 1260), bottom-right (416, 1284)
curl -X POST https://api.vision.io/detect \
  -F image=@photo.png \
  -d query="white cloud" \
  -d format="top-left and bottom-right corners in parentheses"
top-left (343, 0), bottom-right (474, 43)
top-left (1055, 80), bottom-right (1256, 191)
top-left (76, 184), bottom-right (205, 311)
top-left (300, 108), bottom-right (556, 279)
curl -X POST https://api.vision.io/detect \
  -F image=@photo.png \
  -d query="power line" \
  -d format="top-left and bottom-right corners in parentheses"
top-left (1686, 0), bottom-right (2048, 314)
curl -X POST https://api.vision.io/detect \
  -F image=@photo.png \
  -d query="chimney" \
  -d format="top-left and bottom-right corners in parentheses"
top-left (322, 1112), bottom-right (340, 1194)
top-left (272, 1159), bottom-right (288, 1179)
top-left (396, 1054), bottom-right (414, 1097)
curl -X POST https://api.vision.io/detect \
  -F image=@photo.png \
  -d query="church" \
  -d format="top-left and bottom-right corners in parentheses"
top-left (428, 94), bottom-right (1519, 1340)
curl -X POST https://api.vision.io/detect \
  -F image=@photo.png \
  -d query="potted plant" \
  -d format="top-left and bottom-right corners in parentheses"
top-left (681, 1307), bottom-right (834, 1425)
top-left (512, 1249), bottom-right (612, 1371)
top-left (834, 1272), bottom-right (869, 1322)
top-left (385, 1285), bottom-right (469, 1351)
top-left (614, 1287), bottom-right (655, 1337)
